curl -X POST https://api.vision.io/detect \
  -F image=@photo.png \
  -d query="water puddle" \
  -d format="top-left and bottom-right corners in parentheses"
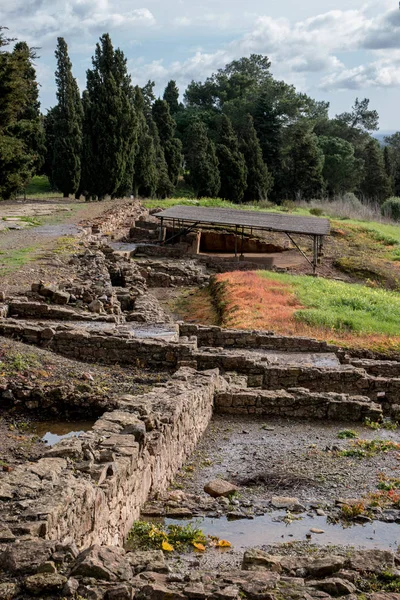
top-left (110, 242), bottom-right (138, 252)
top-left (33, 421), bottom-right (94, 446)
top-left (155, 513), bottom-right (400, 551)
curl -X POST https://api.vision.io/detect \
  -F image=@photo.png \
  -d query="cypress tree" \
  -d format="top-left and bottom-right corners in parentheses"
top-left (253, 91), bottom-right (281, 177)
top-left (383, 146), bottom-right (394, 196)
top-left (148, 118), bottom-right (174, 198)
top-left (43, 106), bottom-right (57, 189)
top-left (216, 114), bottom-right (247, 203)
top-left (163, 80), bottom-right (180, 115)
top-left (52, 38), bottom-right (83, 198)
top-left (360, 140), bottom-right (391, 203)
top-left (132, 87), bottom-right (157, 197)
top-left (282, 123), bottom-right (324, 200)
top-left (81, 34), bottom-right (137, 200)
top-left (238, 114), bottom-right (272, 201)
top-left (185, 120), bottom-right (220, 197)
top-left (152, 99), bottom-right (182, 186)
top-left (0, 38), bottom-right (44, 199)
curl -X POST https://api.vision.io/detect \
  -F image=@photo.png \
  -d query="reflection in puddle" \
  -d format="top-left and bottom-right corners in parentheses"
top-left (33, 421), bottom-right (94, 447)
top-left (161, 513), bottom-right (400, 551)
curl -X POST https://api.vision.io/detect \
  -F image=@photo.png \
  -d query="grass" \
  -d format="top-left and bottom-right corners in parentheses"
top-left (211, 270), bottom-right (400, 352)
top-left (17, 175), bottom-right (60, 199)
top-left (173, 287), bottom-right (219, 325)
top-left (339, 439), bottom-right (400, 458)
top-left (0, 246), bottom-right (38, 275)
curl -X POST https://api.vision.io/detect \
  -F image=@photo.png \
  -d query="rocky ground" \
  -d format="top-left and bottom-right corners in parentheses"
top-left (0, 198), bottom-right (400, 599)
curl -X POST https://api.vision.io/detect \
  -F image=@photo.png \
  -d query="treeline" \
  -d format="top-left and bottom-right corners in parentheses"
top-left (1, 28), bottom-right (400, 204)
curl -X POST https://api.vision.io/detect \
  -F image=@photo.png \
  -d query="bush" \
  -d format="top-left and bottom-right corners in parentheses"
top-left (342, 192), bottom-right (363, 210)
top-left (381, 197), bottom-right (400, 222)
top-left (309, 207), bottom-right (324, 216)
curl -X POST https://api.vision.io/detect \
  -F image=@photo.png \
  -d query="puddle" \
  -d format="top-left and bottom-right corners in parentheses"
top-left (151, 513), bottom-right (400, 551)
top-left (110, 242), bottom-right (138, 252)
top-left (33, 421), bottom-right (94, 446)
top-left (218, 349), bottom-right (340, 368)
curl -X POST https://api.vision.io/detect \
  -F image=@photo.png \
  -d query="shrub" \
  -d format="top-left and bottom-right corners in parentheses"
top-left (381, 197), bottom-right (400, 222)
top-left (309, 207), bottom-right (324, 216)
top-left (342, 192), bottom-right (363, 210)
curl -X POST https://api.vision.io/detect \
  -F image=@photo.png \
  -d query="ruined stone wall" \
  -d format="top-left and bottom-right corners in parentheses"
top-left (0, 369), bottom-right (225, 557)
top-left (180, 324), bottom-right (340, 354)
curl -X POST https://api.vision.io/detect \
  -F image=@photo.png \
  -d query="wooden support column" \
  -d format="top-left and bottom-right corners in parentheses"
top-left (313, 235), bottom-right (318, 274)
top-left (235, 225), bottom-right (238, 260)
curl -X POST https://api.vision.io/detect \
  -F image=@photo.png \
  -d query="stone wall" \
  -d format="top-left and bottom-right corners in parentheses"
top-left (0, 368), bottom-right (225, 559)
top-left (215, 387), bottom-right (382, 421)
top-left (180, 324), bottom-right (340, 354)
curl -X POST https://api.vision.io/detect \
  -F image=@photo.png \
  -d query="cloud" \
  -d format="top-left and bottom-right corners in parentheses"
top-left (129, 4), bottom-right (399, 94)
top-left (0, 1), bottom-right (156, 46)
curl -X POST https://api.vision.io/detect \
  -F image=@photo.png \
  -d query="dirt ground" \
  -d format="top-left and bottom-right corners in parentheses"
top-left (173, 414), bottom-right (400, 506)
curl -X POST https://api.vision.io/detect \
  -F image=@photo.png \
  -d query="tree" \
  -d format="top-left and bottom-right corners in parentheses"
top-left (51, 38), bottom-right (83, 198)
top-left (318, 136), bottom-right (364, 196)
top-left (215, 114), bottom-right (247, 203)
top-left (360, 140), bottom-right (391, 203)
top-left (132, 87), bottom-right (157, 197)
top-left (385, 132), bottom-right (400, 196)
top-left (184, 120), bottom-right (220, 197)
top-left (238, 114), bottom-right (272, 201)
top-left (336, 98), bottom-right (379, 133)
top-left (163, 80), bottom-right (179, 115)
top-left (281, 123), bottom-right (324, 200)
top-left (43, 107), bottom-right (57, 188)
top-left (148, 118), bottom-right (174, 198)
top-left (253, 91), bottom-right (281, 180)
top-left (80, 34), bottom-right (137, 199)
top-left (152, 99), bottom-right (182, 186)
top-left (0, 36), bottom-right (44, 199)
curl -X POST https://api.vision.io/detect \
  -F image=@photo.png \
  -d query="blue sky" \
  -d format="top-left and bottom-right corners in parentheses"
top-left (1, 0), bottom-right (399, 131)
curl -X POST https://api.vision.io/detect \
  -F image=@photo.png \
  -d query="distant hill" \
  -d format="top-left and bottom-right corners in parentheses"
top-left (373, 131), bottom-right (397, 145)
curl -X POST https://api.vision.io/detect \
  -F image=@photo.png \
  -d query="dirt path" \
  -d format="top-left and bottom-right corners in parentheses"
top-left (0, 198), bottom-right (125, 296)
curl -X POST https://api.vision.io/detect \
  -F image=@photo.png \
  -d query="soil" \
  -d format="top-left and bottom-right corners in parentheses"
top-left (173, 414), bottom-right (400, 506)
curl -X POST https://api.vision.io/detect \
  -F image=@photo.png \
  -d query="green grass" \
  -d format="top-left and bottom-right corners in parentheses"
top-left (259, 271), bottom-right (400, 336)
top-left (0, 246), bottom-right (38, 275)
top-left (17, 175), bottom-right (59, 199)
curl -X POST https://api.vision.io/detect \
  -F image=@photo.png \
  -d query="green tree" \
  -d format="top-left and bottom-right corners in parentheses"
top-left (215, 114), bottom-right (247, 203)
top-left (281, 123), bottom-right (324, 200)
top-left (80, 34), bottom-right (137, 200)
top-left (385, 132), bottom-right (400, 196)
top-left (148, 118), bottom-right (174, 198)
top-left (252, 91), bottom-right (281, 177)
top-left (184, 120), bottom-right (220, 197)
top-left (152, 99), bottom-right (182, 186)
top-left (360, 140), bottom-right (391, 203)
top-left (336, 98), bottom-right (379, 132)
top-left (0, 35), bottom-right (44, 199)
top-left (318, 136), bottom-right (364, 196)
top-left (163, 80), bottom-right (179, 115)
top-left (43, 106), bottom-right (57, 188)
top-left (238, 114), bottom-right (272, 201)
top-left (51, 38), bottom-right (83, 197)
top-left (132, 87), bottom-right (157, 197)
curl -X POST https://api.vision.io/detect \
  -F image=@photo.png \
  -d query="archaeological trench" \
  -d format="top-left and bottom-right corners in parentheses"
top-left (0, 200), bottom-right (399, 600)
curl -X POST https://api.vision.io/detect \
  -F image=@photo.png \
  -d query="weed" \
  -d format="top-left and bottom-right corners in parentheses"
top-left (339, 439), bottom-right (400, 458)
top-left (337, 429), bottom-right (358, 439)
top-left (340, 502), bottom-right (366, 520)
top-left (127, 520), bottom-right (225, 553)
top-left (377, 473), bottom-right (400, 492)
top-left (364, 418), bottom-right (398, 431)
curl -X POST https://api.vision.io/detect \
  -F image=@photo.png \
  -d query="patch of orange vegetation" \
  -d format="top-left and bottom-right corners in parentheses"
top-left (215, 271), bottom-right (400, 353)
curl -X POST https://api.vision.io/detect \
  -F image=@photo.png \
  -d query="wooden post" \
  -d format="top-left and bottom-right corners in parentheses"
top-left (240, 226), bottom-right (245, 258)
top-left (313, 235), bottom-right (318, 274)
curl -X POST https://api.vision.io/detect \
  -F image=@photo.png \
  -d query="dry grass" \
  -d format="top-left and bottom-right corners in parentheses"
top-left (214, 271), bottom-right (400, 353)
top-left (173, 288), bottom-right (219, 325)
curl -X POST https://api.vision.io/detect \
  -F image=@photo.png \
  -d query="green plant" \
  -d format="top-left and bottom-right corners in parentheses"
top-left (309, 207), bottom-right (324, 216)
top-left (339, 439), bottom-right (400, 458)
top-left (340, 501), bottom-right (366, 520)
top-left (337, 429), bottom-right (358, 439)
top-left (382, 197), bottom-right (400, 222)
top-left (128, 520), bottom-right (208, 552)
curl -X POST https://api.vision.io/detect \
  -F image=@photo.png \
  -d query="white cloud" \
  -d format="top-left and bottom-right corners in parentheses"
top-left (0, 1), bottom-right (156, 46)
top-left (129, 4), bottom-right (400, 94)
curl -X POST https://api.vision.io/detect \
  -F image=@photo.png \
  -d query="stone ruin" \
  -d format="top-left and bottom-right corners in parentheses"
top-left (0, 200), bottom-right (399, 599)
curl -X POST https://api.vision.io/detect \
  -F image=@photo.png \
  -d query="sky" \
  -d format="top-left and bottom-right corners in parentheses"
top-left (1, 0), bottom-right (399, 132)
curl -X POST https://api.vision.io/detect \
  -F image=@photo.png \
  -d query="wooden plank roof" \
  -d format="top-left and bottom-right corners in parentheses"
top-left (155, 205), bottom-right (330, 236)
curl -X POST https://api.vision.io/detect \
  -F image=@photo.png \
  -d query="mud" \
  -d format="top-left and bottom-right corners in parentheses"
top-left (174, 415), bottom-right (400, 505)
